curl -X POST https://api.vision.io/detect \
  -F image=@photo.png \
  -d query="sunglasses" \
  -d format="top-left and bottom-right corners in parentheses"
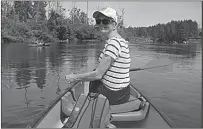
top-left (96, 19), bottom-right (114, 25)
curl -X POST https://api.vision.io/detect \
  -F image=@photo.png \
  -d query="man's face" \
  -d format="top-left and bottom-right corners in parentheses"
top-left (95, 14), bottom-right (115, 36)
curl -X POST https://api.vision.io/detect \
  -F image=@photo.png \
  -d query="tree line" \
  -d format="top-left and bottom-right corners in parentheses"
top-left (121, 20), bottom-right (201, 43)
top-left (1, 1), bottom-right (201, 44)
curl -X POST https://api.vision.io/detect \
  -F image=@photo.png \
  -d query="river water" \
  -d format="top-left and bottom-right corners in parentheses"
top-left (1, 40), bottom-right (201, 127)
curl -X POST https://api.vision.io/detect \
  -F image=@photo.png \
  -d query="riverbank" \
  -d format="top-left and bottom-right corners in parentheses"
top-left (2, 14), bottom-right (201, 45)
top-left (2, 1), bottom-right (201, 45)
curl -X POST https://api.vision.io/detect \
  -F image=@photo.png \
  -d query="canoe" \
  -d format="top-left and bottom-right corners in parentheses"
top-left (28, 43), bottom-right (51, 47)
top-left (27, 81), bottom-right (173, 128)
top-left (59, 40), bottom-right (69, 44)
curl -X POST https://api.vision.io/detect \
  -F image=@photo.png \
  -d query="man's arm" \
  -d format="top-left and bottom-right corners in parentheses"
top-left (65, 39), bottom-right (121, 83)
top-left (65, 55), bottom-right (114, 83)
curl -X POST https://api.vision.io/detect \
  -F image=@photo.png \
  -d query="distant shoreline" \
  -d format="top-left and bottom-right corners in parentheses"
top-left (2, 36), bottom-right (201, 45)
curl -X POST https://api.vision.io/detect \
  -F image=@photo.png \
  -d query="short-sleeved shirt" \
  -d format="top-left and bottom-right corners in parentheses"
top-left (99, 37), bottom-right (131, 91)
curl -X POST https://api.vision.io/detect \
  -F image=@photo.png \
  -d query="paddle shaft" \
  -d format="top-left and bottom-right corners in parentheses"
top-left (130, 64), bottom-right (171, 72)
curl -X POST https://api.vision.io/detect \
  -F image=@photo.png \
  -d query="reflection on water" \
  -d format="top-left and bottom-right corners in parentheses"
top-left (133, 42), bottom-right (200, 58)
top-left (16, 86), bottom-right (31, 107)
top-left (1, 41), bottom-right (201, 127)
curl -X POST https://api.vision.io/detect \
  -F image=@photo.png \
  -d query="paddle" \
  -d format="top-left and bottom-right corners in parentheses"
top-left (130, 58), bottom-right (173, 73)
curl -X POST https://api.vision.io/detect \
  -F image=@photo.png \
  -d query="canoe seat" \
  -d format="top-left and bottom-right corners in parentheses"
top-left (110, 95), bottom-right (149, 122)
top-left (110, 95), bottom-right (143, 114)
top-left (61, 91), bottom-right (146, 118)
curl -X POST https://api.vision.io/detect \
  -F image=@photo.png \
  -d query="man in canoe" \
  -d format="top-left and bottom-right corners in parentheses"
top-left (65, 7), bottom-right (131, 105)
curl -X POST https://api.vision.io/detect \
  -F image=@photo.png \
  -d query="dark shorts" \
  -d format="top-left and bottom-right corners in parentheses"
top-left (89, 80), bottom-right (130, 105)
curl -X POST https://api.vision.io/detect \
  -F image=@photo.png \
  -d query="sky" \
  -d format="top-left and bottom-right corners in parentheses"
top-left (58, 2), bottom-right (202, 28)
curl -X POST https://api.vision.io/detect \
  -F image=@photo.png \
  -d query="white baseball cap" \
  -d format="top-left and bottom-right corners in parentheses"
top-left (93, 7), bottom-right (117, 23)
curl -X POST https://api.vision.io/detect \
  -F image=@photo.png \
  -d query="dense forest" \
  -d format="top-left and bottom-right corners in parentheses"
top-left (121, 20), bottom-right (201, 43)
top-left (1, 1), bottom-right (100, 43)
top-left (1, 1), bottom-right (201, 44)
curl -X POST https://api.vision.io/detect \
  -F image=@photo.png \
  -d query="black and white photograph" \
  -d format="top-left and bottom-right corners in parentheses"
top-left (1, 1), bottom-right (202, 128)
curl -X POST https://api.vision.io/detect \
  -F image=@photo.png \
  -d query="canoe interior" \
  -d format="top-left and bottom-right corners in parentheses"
top-left (28, 82), bottom-right (172, 128)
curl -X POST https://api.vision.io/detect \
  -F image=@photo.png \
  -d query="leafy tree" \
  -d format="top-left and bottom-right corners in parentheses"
top-left (14, 1), bottom-right (33, 22)
top-left (33, 1), bottom-right (47, 21)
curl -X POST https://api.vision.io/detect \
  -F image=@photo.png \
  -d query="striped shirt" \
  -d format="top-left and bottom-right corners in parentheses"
top-left (99, 37), bottom-right (131, 91)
